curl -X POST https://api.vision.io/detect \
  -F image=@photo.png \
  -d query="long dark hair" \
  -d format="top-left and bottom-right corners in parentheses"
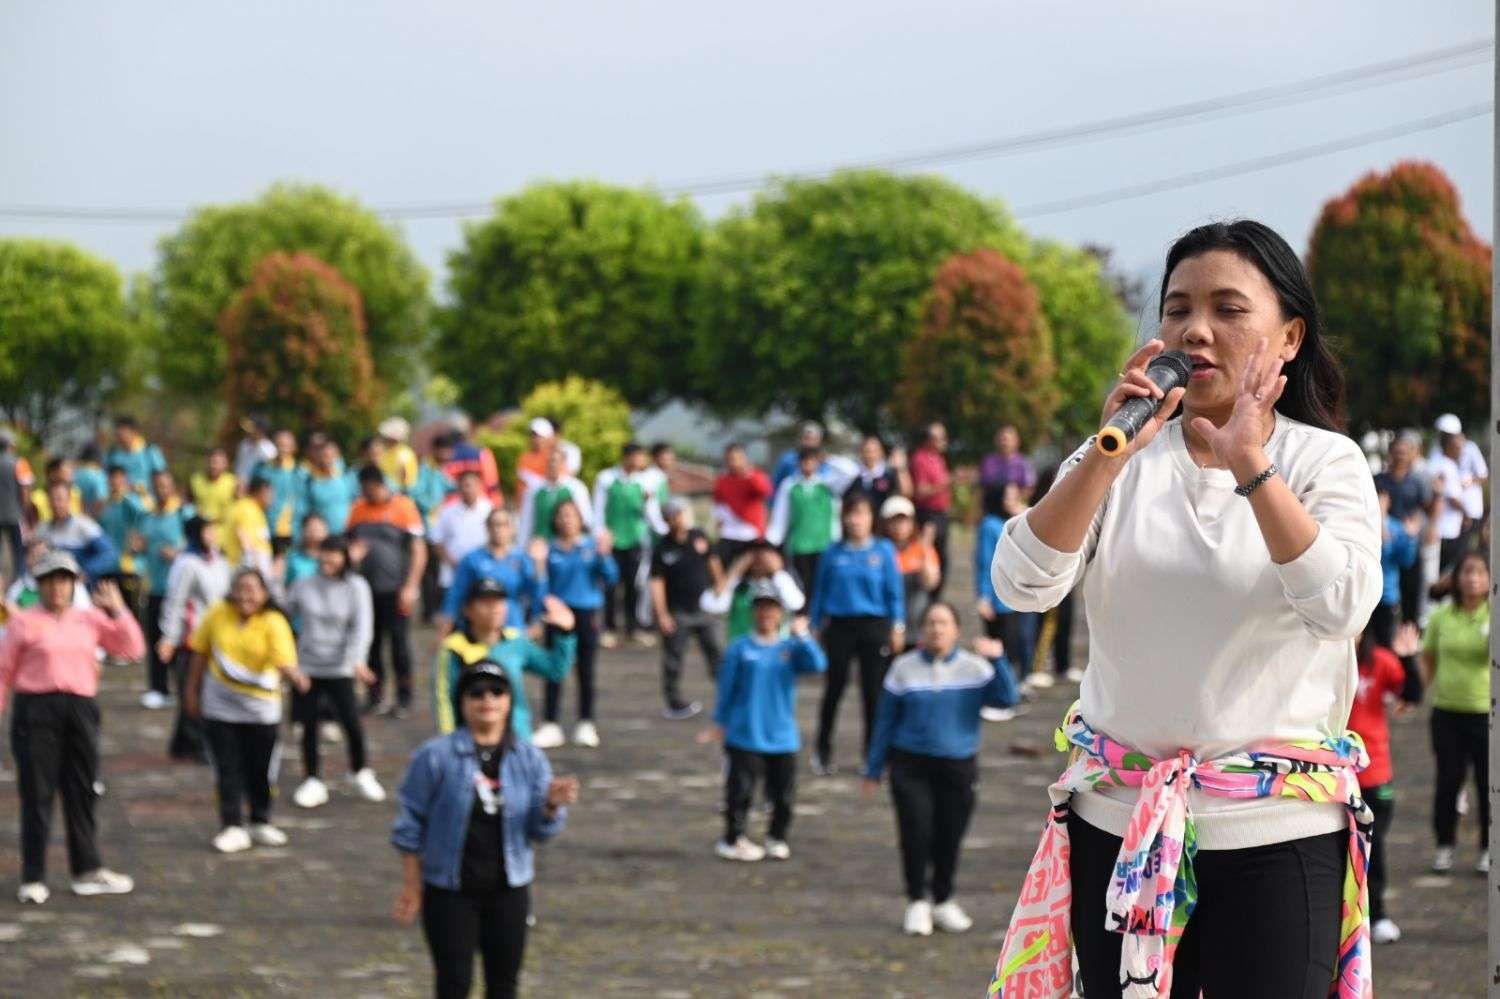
top-left (1159, 220), bottom-right (1346, 432)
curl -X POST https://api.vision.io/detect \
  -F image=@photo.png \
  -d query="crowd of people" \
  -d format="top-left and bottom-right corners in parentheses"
top-left (0, 338), bottom-right (1489, 995)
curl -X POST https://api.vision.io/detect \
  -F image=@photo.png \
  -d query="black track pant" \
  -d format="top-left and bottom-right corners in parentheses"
top-left (815, 615), bottom-right (891, 763)
top-left (544, 609), bottom-right (599, 723)
top-left (1366, 785), bottom-right (1394, 922)
top-left (422, 883), bottom-right (530, 999)
top-left (888, 750), bottom-right (976, 903)
top-left (1431, 707), bottom-right (1489, 848)
top-left (369, 590), bottom-right (414, 708)
top-left (660, 610), bottom-right (722, 708)
top-left (1069, 811), bottom-right (1345, 999)
top-left (203, 719), bottom-right (280, 828)
top-left (168, 652), bottom-right (206, 760)
top-left (604, 546), bottom-right (644, 635)
top-left (11, 693), bottom-right (102, 882)
top-left (294, 677), bottom-right (367, 777)
top-left (144, 593), bottom-right (170, 694)
top-left (724, 747), bottom-right (796, 843)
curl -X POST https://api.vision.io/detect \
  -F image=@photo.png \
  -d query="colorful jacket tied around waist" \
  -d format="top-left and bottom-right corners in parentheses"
top-left (989, 704), bottom-right (1373, 999)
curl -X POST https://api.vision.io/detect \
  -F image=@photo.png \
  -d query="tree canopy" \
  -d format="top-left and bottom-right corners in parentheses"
top-left (153, 183), bottom-right (429, 400)
top-left (1308, 160), bottom-right (1491, 432)
top-left (0, 239), bottom-right (140, 442)
top-left (894, 248), bottom-right (1058, 457)
top-left (435, 182), bottom-right (704, 416)
top-left (219, 252), bottom-right (382, 448)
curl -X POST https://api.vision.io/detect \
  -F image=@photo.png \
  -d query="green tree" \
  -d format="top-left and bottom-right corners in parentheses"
top-left (893, 248), bottom-right (1057, 457)
top-left (218, 252), bottom-right (382, 448)
top-left (474, 377), bottom-right (633, 491)
top-left (694, 170), bottom-right (1133, 438)
top-left (1308, 160), bottom-right (1491, 431)
top-left (153, 183), bottom-right (429, 399)
top-left (0, 239), bottom-right (139, 442)
top-left (694, 171), bottom-right (1012, 429)
top-left (435, 182), bottom-right (704, 415)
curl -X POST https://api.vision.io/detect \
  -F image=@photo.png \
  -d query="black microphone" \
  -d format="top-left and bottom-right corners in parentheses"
top-left (1095, 350), bottom-right (1192, 456)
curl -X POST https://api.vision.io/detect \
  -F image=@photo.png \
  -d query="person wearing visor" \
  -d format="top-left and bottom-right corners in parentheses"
top-left (393, 663), bottom-right (581, 999)
top-left (0, 550), bottom-right (143, 904)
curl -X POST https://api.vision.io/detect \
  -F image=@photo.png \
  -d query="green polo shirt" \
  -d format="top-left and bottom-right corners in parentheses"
top-left (1425, 599), bottom-right (1491, 714)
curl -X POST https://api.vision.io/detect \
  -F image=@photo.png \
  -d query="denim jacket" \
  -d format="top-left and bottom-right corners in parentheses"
top-left (391, 729), bottom-right (566, 889)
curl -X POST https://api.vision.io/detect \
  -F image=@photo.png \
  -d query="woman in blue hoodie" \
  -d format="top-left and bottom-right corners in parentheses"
top-left (862, 600), bottom-right (1017, 939)
top-left (393, 664), bottom-right (579, 999)
top-left (808, 492), bottom-right (904, 775)
top-left (531, 500), bottom-right (618, 752)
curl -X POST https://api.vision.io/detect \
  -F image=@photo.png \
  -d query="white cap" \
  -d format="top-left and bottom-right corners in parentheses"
top-left (378, 416), bottom-right (410, 442)
top-left (529, 417), bottom-right (555, 438)
top-left (880, 495), bottom-right (916, 520)
top-left (1434, 413), bottom-right (1462, 436)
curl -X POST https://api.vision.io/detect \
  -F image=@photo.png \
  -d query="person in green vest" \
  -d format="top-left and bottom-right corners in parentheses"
top-left (517, 446), bottom-right (591, 547)
top-left (592, 443), bottom-right (655, 649)
top-left (1421, 549), bottom-right (1492, 876)
top-left (766, 446), bottom-right (841, 592)
top-left (700, 538), bottom-right (807, 642)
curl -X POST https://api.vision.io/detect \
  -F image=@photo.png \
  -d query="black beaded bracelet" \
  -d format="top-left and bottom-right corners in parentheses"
top-left (1234, 462), bottom-right (1279, 497)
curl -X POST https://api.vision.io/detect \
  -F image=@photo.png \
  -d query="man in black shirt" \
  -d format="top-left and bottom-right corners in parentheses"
top-left (649, 498), bottom-right (724, 720)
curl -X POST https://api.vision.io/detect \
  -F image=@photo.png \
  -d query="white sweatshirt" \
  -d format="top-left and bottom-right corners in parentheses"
top-left (992, 416), bottom-right (1381, 849)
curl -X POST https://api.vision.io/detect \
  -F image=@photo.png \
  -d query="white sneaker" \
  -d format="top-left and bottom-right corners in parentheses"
top-left (599, 631), bottom-right (620, 650)
top-left (249, 824), bottom-right (288, 847)
top-left (573, 721), bottom-right (600, 748)
top-left (213, 826), bottom-right (252, 854)
top-left (931, 899), bottom-right (973, 933)
top-left (1371, 917), bottom-right (1402, 944)
top-left (1024, 672), bottom-right (1055, 690)
top-left (17, 882), bottom-right (49, 905)
top-left (765, 838), bottom-right (791, 861)
top-left (1432, 846), bottom-right (1455, 873)
top-left (903, 899), bottom-right (933, 936)
top-left (139, 690), bottom-right (171, 710)
top-left (70, 869), bottom-right (134, 896)
top-left (980, 706), bottom-right (1015, 723)
top-left (1477, 850), bottom-right (1491, 875)
top-left (715, 837), bottom-right (766, 862)
top-left (532, 722), bottom-right (565, 749)
top-left (1064, 668), bottom-right (1086, 683)
top-left (350, 768), bottom-right (387, 802)
top-left (292, 777), bottom-right (329, 809)
top-left (633, 633), bottom-right (658, 649)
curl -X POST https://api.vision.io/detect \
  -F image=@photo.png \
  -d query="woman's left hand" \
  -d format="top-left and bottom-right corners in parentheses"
top-left (546, 776), bottom-right (581, 810)
top-left (1190, 337), bottom-right (1286, 470)
top-left (393, 884), bottom-right (421, 925)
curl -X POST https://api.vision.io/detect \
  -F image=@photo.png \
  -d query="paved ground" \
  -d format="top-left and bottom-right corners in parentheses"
top-left (0, 530), bottom-right (1486, 997)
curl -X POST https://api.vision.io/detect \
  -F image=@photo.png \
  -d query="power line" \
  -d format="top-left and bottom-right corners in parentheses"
top-left (0, 37), bottom-right (1490, 224)
top-left (1011, 101), bottom-right (1492, 219)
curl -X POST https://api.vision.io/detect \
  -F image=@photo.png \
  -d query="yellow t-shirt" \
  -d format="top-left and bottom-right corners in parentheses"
top-left (378, 444), bottom-right (419, 491)
top-left (30, 486), bottom-right (82, 522)
top-left (189, 602), bottom-right (296, 722)
top-left (190, 472), bottom-right (238, 523)
top-left (222, 496), bottom-right (271, 567)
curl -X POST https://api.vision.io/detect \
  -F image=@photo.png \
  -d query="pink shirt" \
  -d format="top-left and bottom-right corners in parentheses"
top-left (0, 606), bottom-right (145, 710)
top-left (910, 446), bottom-right (952, 513)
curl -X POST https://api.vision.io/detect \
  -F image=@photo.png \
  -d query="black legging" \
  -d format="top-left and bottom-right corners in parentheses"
top-left (1069, 811), bottom-right (1345, 999)
top-left (815, 615), bottom-right (891, 763)
top-left (1366, 787), bottom-right (1394, 922)
top-left (167, 652), bottom-right (206, 760)
top-left (422, 883), bottom-right (530, 999)
top-left (295, 677), bottom-right (367, 778)
top-left (1431, 707), bottom-right (1489, 848)
top-left (544, 608), bottom-right (599, 723)
top-left (888, 750), bottom-right (976, 903)
top-left (604, 547), bottom-right (643, 636)
top-left (369, 590), bottom-right (414, 708)
top-left (203, 719), bottom-right (280, 828)
top-left (144, 593), bottom-right (171, 695)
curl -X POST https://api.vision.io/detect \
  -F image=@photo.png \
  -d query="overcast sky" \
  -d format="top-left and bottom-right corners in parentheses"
top-left (2, 1), bottom-right (1492, 299)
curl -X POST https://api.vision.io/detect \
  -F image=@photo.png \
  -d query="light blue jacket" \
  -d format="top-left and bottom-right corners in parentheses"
top-left (391, 729), bottom-right (566, 890)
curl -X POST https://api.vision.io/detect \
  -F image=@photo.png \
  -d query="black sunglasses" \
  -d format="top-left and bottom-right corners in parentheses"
top-left (463, 684), bottom-right (508, 700)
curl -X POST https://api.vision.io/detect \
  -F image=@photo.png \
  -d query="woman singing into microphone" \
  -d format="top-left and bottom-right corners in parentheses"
top-left (990, 220), bottom-right (1381, 999)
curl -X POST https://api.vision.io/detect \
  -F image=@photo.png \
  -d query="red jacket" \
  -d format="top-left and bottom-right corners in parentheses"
top-left (713, 470), bottom-right (772, 541)
top-left (1347, 645), bottom-right (1406, 788)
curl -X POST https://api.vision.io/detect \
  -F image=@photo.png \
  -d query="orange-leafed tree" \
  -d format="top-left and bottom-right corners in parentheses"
top-left (1307, 160), bottom-right (1490, 432)
top-left (893, 247), bottom-right (1057, 458)
top-left (219, 251), bottom-right (382, 447)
